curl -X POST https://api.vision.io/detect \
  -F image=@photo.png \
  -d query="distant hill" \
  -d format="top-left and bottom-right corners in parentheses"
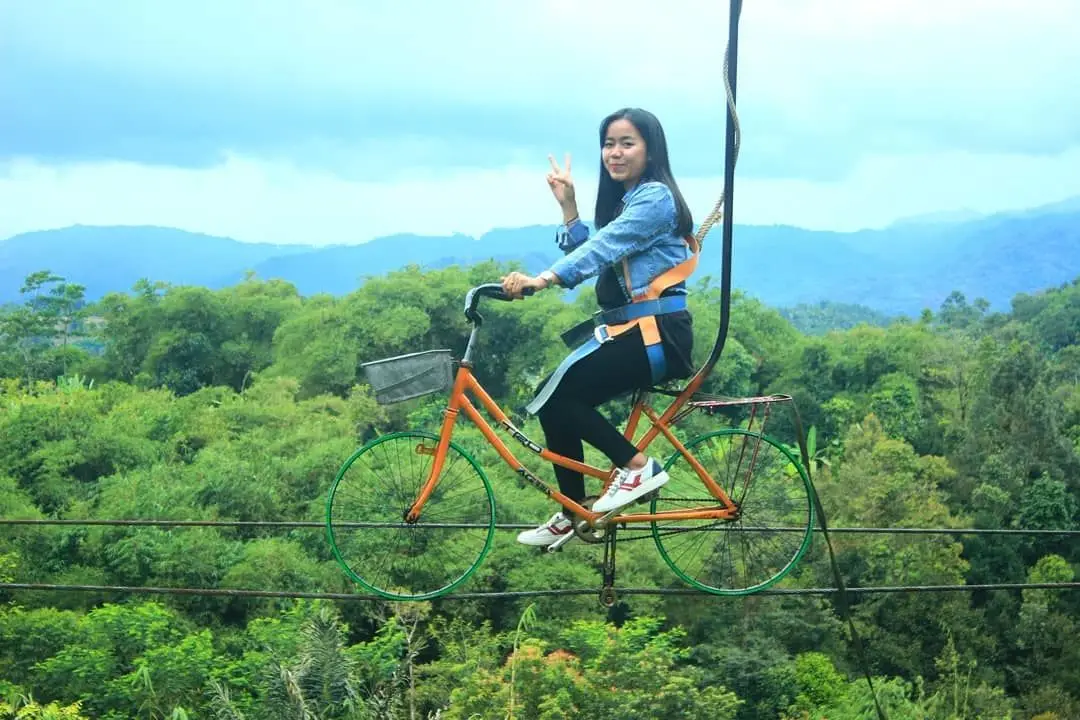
top-left (887, 208), bottom-right (985, 228)
top-left (2, 198), bottom-right (1078, 316)
top-left (211, 227), bottom-right (563, 297)
top-left (0, 225), bottom-right (309, 303)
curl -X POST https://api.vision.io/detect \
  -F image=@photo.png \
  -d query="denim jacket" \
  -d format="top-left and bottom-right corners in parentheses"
top-left (548, 180), bottom-right (692, 300)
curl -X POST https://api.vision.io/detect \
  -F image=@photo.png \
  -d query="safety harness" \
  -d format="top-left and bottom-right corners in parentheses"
top-left (561, 234), bottom-right (700, 384)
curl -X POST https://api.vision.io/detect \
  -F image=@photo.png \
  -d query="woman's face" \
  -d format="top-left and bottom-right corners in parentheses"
top-left (602, 118), bottom-right (647, 188)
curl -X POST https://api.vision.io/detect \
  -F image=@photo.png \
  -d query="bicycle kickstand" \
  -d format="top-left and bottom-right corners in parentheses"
top-left (598, 525), bottom-right (618, 608)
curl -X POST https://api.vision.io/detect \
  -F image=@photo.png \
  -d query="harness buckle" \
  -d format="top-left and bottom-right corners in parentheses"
top-left (593, 325), bottom-right (612, 344)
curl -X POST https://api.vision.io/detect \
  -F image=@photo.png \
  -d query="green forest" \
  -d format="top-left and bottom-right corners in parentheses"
top-left (1, 261), bottom-right (1078, 719)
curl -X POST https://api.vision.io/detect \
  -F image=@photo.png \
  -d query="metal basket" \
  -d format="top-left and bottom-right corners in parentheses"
top-left (361, 349), bottom-right (454, 405)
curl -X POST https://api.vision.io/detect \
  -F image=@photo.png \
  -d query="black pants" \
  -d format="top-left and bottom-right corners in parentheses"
top-left (535, 329), bottom-right (653, 505)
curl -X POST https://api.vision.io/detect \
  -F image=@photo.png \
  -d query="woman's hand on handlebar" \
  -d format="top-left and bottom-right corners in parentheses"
top-left (500, 271), bottom-right (547, 299)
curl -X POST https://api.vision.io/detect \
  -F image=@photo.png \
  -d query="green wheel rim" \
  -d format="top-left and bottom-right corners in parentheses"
top-left (326, 430), bottom-right (496, 601)
top-left (651, 428), bottom-right (815, 596)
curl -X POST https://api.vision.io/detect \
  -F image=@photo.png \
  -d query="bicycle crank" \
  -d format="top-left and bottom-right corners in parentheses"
top-left (574, 495), bottom-right (607, 543)
top-left (598, 524), bottom-right (618, 608)
top-left (544, 496), bottom-right (606, 553)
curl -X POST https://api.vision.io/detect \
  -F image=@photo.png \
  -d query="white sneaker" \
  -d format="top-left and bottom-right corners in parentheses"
top-left (516, 511), bottom-right (575, 547)
top-left (592, 458), bottom-right (669, 513)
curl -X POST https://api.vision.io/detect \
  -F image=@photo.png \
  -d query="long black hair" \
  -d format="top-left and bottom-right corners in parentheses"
top-left (593, 107), bottom-right (694, 237)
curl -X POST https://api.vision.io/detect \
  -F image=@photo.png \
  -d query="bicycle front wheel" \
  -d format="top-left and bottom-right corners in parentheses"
top-left (651, 428), bottom-right (814, 595)
top-left (326, 431), bottom-right (496, 600)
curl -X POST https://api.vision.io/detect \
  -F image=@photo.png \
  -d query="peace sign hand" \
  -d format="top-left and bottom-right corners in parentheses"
top-left (547, 153), bottom-right (576, 209)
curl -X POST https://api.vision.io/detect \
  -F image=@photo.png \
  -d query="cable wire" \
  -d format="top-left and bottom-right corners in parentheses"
top-left (3, 518), bottom-right (1076, 536)
top-left (2, 581), bottom-right (1078, 601)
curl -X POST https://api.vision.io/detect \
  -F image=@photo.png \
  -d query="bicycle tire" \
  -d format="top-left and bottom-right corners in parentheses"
top-left (326, 430), bottom-right (496, 600)
top-left (650, 428), bottom-right (814, 595)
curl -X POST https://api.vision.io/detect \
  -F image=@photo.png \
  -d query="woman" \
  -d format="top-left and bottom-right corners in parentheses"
top-left (500, 107), bottom-right (696, 547)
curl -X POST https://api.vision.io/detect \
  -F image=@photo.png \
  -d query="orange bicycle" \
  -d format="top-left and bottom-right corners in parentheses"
top-left (325, 283), bottom-right (815, 601)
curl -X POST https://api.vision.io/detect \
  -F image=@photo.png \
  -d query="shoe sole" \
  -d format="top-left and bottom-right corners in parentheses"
top-left (516, 530), bottom-right (573, 547)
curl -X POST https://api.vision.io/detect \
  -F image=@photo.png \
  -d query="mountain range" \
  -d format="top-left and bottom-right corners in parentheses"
top-left (2, 196), bottom-right (1078, 317)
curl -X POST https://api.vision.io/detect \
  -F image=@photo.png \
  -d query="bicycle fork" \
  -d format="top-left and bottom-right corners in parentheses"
top-left (404, 409), bottom-right (460, 523)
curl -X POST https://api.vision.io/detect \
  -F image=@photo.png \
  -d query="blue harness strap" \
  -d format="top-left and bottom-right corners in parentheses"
top-left (528, 234), bottom-right (699, 415)
top-left (598, 294), bottom-right (686, 326)
top-left (646, 342), bottom-right (668, 384)
top-left (593, 294), bottom-right (686, 383)
top-left (527, 294), bottom-right (686, 415)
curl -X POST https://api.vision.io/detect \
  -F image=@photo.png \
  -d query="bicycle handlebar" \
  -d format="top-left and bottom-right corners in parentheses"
top-left (464, 283), bottom-right (535, 325)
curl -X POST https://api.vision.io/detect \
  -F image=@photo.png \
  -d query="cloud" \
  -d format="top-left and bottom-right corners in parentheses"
top-left (3, 0), bottom-right (1078, 183)
top-left (0, 66), bottom-right (601, 180)
top-left (3, 144), bottom-right (1079, 246)
top-left (2, 0), bottom-right (1078, 243)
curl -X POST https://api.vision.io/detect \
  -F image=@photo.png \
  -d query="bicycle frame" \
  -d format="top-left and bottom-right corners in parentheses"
top-left (405, 358), bottom-right (740, 527)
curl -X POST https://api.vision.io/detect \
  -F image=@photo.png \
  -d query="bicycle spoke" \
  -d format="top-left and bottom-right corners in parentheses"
top-left (326, 431), bottom-right (496, 600)
top-left (651, 429), bottom-right (814, 595)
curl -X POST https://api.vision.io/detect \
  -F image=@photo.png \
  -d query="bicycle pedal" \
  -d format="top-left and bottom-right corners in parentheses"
top-left (545, 531), bottom-right (576, 553)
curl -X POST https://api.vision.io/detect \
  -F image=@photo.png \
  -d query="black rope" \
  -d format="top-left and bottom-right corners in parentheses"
top-left (791, 407), bottom-right (889, 719)
top-left (2, 581), bottom-right (1077, 601)
top-left (702, 0), bottom-right (741, 377)
top-left (2, 518), bottom-right (1077, 535)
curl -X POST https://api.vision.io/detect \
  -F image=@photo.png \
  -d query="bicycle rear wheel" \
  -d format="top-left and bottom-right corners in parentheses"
top-left (650, 428), bottom-right (814, 595)
top-left (326, 430), bottom-right (496, 600)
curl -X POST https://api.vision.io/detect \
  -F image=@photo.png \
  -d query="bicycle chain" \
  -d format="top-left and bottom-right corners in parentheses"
top-left (609, 496), bottom-right (726, 543)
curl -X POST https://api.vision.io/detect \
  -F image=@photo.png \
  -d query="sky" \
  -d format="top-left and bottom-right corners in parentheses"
top-left (2, 0), bottom-right (1079, 245)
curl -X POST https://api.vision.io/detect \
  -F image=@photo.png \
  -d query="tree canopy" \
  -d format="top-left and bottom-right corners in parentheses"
top-left (1, 263), bottom-right (1078, 719)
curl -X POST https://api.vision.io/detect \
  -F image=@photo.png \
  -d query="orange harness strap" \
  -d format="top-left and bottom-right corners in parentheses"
top-left (595, 235), bottom-right (700, 382)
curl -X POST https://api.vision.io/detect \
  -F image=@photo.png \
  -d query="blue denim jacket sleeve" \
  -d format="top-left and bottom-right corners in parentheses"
top-left (548, 182), bottom-right (675, 289)
top-left (555, 218), bottom-right (590, 253)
